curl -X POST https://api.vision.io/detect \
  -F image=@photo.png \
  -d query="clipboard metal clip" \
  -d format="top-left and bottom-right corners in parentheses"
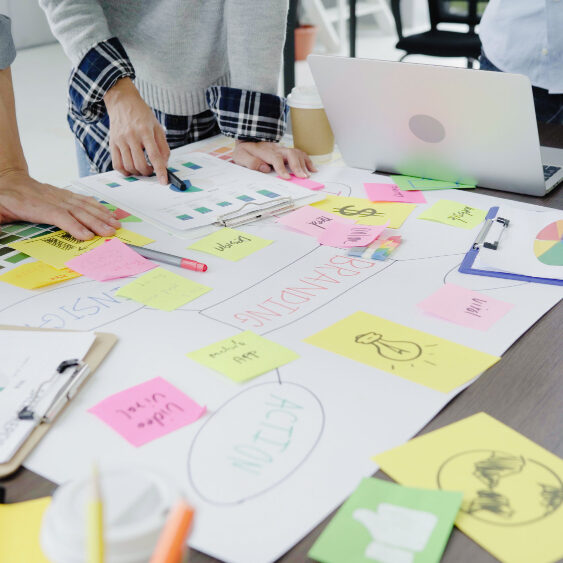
top-left (17, 359), bottom-right (90, 424)
top-left (473, 216), bottom-right (510, 251)
top-left (214, 197), bottom-right (294, 229)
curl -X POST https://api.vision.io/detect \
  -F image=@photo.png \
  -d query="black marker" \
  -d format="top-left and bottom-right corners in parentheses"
top-left (167, 169), bottom-right (190, 191)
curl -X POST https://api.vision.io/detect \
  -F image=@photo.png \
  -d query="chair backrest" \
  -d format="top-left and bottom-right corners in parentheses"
top-left (428, 0), bottom-right (488, 32)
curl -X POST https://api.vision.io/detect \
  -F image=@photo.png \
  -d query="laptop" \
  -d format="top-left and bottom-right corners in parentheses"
top-left (308, 55), bottom-right (563, 196)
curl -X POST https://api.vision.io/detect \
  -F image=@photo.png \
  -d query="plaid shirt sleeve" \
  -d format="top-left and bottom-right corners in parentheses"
top-left (206, 86), bottom-right (288, 142)
top-left (68, 37), bottom-right (135, 123)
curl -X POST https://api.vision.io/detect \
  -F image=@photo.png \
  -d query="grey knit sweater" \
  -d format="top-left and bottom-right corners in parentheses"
top-left (39, 1), bottom-right (288, 116)
top-left (0, 15), bottom-right (16, 70)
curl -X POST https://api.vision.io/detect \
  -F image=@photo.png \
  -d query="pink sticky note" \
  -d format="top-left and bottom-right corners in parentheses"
top-left (418, 283), bottom-right (514, 331)
top-left (278, 174), bottom-right (325, 191)
top-left (318, 222), bottom-right (388, 248)
top-left (277, 205), bottom-right (353, 237)
top-left (65, 238), bottom-right (157, 281)
top-left (364, 183), bottom-right (427, 204)
top-left (88, 377), bottom-right (206, 446)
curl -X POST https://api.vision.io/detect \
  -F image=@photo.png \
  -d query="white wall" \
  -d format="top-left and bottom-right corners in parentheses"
top-left (0, 0), bottom-right (55, 49)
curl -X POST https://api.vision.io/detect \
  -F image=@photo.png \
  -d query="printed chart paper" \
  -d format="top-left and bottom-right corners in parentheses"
top-left (276, 206), bottom-right (353, 237)
top-left (391, 175), bottom-right (475, 191)
top-left (116, 267), bottom-right (210, 311)
top-left (364, 182), bottom-right (427, 204)
top-left (374, 413), bottom-right (563, 563)
top-left (189, 228), bottom-right (272, 261)
top-left (312, 196), bottom-right (416, 228)
top-left (11, 228), bottom-right (154, 269)
top-left (65, 239), bottom-right (157, 281)
top-left (187, 330), bottom-right (299, 382)
top-left (305, 312), bottom-right (500, 393)
top-left (418, 200), bottom-right (486, 230)
top-left (0, 261), bottom-right (81, 289)
top-left (309, 478), bottom-right (462, 563)
top-left (418, 284), bottom-right (514, 331)
top-left (88, 377), bottom-right (206, 446)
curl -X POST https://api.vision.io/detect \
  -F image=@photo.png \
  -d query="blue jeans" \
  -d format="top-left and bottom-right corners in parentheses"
top-left (479, 51), bottom-right (563, 125)
top-left (75, 140), bottom-right (95, 177)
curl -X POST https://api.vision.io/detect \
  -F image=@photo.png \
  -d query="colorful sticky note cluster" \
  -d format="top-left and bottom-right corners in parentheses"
top-left (373, 413), bottom-right (563, 563)
top-left (88, 377), bottom-right (206, 446)
top-left (189, 228), bottom-right (272, 261)
top-left (304, 312), bottom-right (500, 393)
top-left (277, 206), bottom-right (353, 237)
top-left (391, 175), bottom-right (475, 191)
top-left (364, 182), bottom-right (427, 204)
top-left (418, 200), bottom-right (486, 229)
top-left (309, 478), bottom-right (462, 563)
top-left (0, 261), bottom-right (81, 289)
top-left (278, 173), bottom-right (324, 191)
top-left (418, 284), bottom-right (514, 331)
top-left (312, 196), bottom-right (416, 228)
top-left (187, 330), bottom-right (299, 383)
top-left (65, 239), bottom-right (156, 281)
top-left (318, 222), bottom-right (388, 249)
top-left (347, 236), bottom-right (402, 261)
top-left (116, 267), bottom-right (210, 311)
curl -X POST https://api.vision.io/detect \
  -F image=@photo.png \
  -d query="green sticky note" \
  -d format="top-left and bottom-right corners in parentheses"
top-left (116, 267), bottom-right (210, 311)
top-left (417, 200), bottom-right (486, 229)
top-left (391, 175), bottom-right (475, 191)
top-left (189, 228), bottom-right (272, 261)
top-left (187, 330), bottom-right (298, 382)
top-left (309, 478), bottom-right (462, 563)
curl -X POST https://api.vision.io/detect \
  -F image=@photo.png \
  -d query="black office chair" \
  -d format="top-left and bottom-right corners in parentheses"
top-left (390, 0), bottom-right (488, 68)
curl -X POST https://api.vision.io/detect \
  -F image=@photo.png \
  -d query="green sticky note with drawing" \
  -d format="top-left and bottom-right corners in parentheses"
top-left (309, 478), bottom-right (462, 563)
top-left (189, 228), bottom-right (272, 261)
top-left (417, 200), bottom-right (486, 229)
top-left (186, 330), bottom-right (298, 382)
top-left (391, 175), bottom-right (475, 191)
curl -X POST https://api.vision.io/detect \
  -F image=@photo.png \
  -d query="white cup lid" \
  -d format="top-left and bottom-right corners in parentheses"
top-left (286, 85), bottom-right (324, 109)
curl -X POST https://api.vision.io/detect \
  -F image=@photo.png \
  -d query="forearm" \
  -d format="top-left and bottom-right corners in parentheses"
top-left (0, 67), bottom-right (27, 176)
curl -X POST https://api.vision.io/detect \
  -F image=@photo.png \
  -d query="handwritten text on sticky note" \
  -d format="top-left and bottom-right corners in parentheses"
top-left (277, 206), bottom-right (353, 237)
top-left (318, 222), bottom-right (388, 248)
top-left (364, 183), bottom-right (427, 204)
top-left (418, 284), bottom-right (514, 330)
top-left (0, 261), bottom-right (81, 289)
top-left (189, 228), bottom-right (272, 261)
top-left (417, 200), bottom-right (486, 229)
top-left (88, 377), bottom-right (206, 446)
top-left (187, 330), bottom-right (299, 382)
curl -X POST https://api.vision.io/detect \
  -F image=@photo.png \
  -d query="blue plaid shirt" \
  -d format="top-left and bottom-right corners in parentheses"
top-left (69, 38), bottom-right (288, 173)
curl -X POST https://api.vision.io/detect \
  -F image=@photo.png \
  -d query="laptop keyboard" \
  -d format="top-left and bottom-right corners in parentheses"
top-left (543, 165), bottom-right (561, 181)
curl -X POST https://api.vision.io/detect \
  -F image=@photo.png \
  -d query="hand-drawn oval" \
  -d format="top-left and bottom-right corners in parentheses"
top-left (0, 278), bottom-right (145, 331)
top-left (188, 381), bottom-right (325, 505)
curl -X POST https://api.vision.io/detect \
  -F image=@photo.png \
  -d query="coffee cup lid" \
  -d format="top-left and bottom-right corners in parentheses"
top-left (286, 85), bottom-right (324, 109)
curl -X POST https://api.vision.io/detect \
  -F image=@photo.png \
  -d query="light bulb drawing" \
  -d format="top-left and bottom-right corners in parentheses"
top-left (355, 332), bottom-right (422, 362)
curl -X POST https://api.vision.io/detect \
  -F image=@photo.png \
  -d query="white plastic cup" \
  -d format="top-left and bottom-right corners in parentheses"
top-left (40, 467), bottom-right (182, 563)
top-left (287, 85), bottom-right (335, 160)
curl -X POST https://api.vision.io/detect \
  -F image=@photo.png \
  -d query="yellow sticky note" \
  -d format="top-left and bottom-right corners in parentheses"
top-left (11, 228), bottom-right (154, 269)
top-left (187, 330), bottom-right (299, 382)
top-left (0, 497), bottom-right (51, 563)
top-left (304, 312), bottom-right (499, 393)
top-left (373, 413), bottom-right (563, 563)
top-left (189, 228), bottom-right (272, 261)
top-left (312, 196), bottom-right (416, 228)
top-left (417, 200), bottom-right (486, 229)
top-left (0, 261), bottom-right (81, 289)
top-left (116, 267), bottom-right (210, 311)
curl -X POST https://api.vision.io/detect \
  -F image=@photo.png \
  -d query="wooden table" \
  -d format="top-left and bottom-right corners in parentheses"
top-left (2, 125), bottom-right (562, 563)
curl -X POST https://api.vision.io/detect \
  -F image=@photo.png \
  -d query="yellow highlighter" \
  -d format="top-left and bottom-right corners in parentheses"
top-left (88, 463), bottom-right (104, 563)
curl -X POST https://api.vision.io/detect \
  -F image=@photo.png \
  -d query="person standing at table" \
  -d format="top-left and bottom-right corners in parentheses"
top-left (39, 1), bottom-right (316, 183)
top-left (478, 0), bottom-right (563, 124)
top-left (0, 14), bottom-right (119, 240)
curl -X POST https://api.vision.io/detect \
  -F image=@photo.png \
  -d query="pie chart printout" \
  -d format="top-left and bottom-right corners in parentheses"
top-left (533, 220), bottom-right (563, 266)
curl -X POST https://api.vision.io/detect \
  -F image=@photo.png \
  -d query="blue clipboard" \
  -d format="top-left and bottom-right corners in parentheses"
top-left (459, 206), bottom-right (563, 286)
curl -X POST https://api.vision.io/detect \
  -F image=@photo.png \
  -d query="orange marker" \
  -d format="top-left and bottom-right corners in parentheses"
top-left (149, 499), bottom-right (194, 563)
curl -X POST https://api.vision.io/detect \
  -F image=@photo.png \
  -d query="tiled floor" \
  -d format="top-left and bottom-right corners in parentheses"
top-left (11, 20), bottom-right (468, 188)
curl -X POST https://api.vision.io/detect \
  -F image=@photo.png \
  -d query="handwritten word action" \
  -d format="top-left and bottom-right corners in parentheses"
top-left (189, 228), bottom-right (272, 261)
top-left (418, 284), bottom-right (514, 331)
top-left (88, 376), bottom-right (206, 446)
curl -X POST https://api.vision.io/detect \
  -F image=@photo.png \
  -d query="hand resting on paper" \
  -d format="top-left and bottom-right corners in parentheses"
top-left (233, 140), bottom-right (317, 180)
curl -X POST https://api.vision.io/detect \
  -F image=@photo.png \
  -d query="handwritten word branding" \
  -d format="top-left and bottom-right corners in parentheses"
top-left (89, 377), bottom-right (206, 446)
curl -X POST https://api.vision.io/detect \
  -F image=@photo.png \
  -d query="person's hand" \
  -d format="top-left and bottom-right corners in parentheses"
top-left (0, 170), bottom-right (121, 240)
top-left (233, 141), bottom-right (317, 179)
top-left (104, 78), bottom-right (170, 184)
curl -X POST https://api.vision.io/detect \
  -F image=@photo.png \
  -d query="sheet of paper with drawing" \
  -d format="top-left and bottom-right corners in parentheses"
top-left (75, 152), bottom-right (325, 236)
top-left (0, 136), bottom-right (561, 563)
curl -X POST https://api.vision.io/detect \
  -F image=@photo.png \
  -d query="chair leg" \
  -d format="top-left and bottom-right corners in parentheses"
top-left (399, 53), bottom-right (408, 62)
top-left (467, 57), bottom-right (475, 69)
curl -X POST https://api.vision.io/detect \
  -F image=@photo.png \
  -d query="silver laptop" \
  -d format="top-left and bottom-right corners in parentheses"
top-left (308, 55), bottom-right (563, 196)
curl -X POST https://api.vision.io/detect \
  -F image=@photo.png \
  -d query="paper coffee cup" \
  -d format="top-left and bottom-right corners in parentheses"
top-left (287, 86), bottom-right (334, 158)
top-left (41, 467), bottom-right (182, 563)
